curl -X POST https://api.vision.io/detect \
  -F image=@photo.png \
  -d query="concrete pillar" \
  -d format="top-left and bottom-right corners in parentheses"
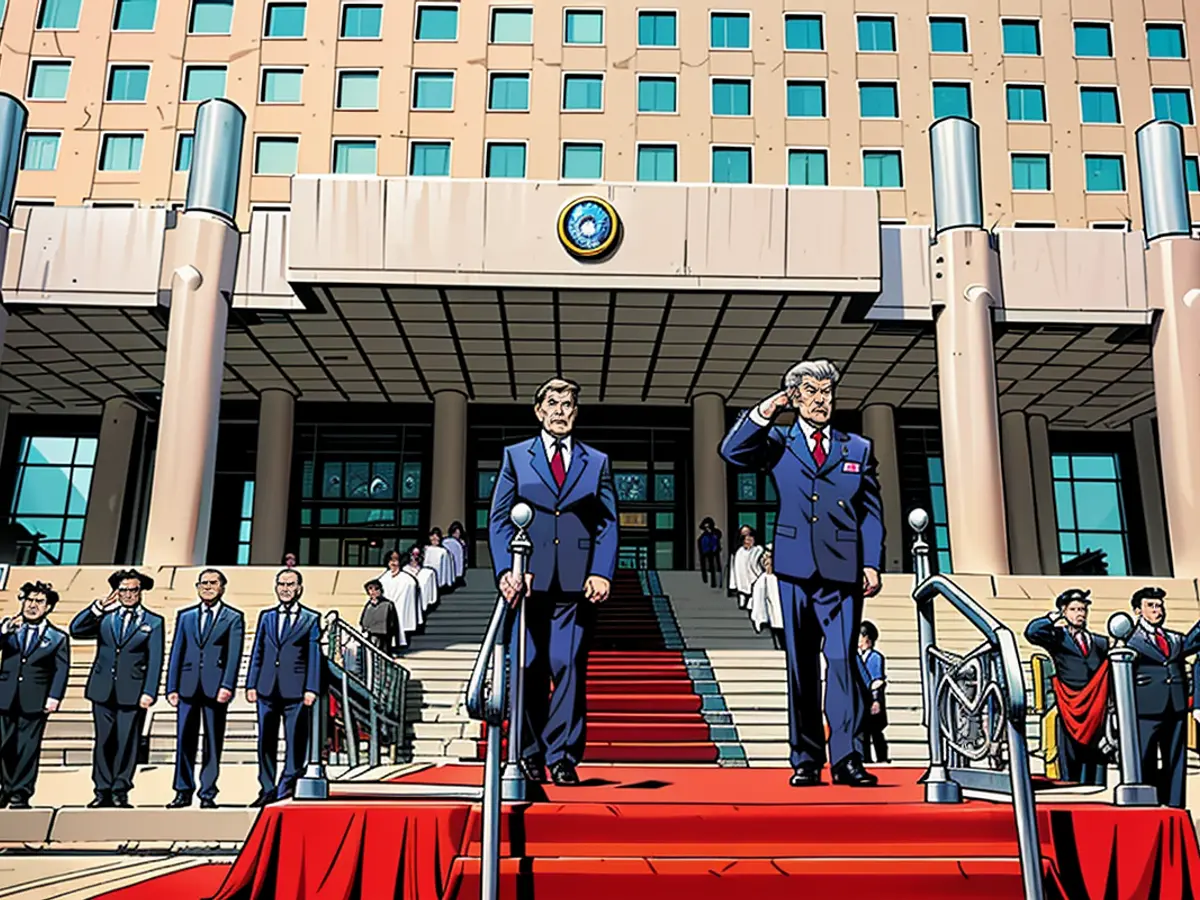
top-left (250, 389), bottom-right (295, 565)
top-left (429, 390), bottom-right (468, 532)
top-left (861, 403), bottom-right (903, 572)
top-left (1027, 414), bottom-right (1060, 575)
top-left (1000, 411), bottom-right (1041, 575)
top-left (80, 397), bottom-right (141, 564)
top-left (692, 393), bottom-right (729, 563)
top-left (1131, 416), bottom-right (1172, 577)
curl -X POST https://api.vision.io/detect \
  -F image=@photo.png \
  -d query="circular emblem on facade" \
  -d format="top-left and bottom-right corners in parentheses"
top-left (557, 196), bottom-right (619, 259)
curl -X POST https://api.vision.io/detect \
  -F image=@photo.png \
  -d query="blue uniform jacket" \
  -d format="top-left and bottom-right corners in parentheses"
top-left (1127, 621), bottom-right (1200, 719)
top-left (246, 607), bottom-right (322, 701)
top-left (70, 605), bottom-right (165, 707)
top-left (488, 435), bottom-right (619, 593)
top-left (720, 410), bottom-right (885, 584)
top-left (166, 603), bottom-right (245, 701)
top-left (0, 624), bottom-right (70, 715)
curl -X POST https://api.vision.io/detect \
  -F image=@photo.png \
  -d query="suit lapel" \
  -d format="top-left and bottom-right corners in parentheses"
top-left (784, 424), bottom-right (818, 476)
top-left (1130, 628), bottom-right (1165, 661)
top-left (527, 438), bottom-right (559, 495)
top-left (267, 609), bottom-right (282, 647)
top-left (817, 430), bottom-right (848, 478)
top-left (558, 442), bottom-right (589, 503)
top-left (280, 607), bottom-right (305, 645)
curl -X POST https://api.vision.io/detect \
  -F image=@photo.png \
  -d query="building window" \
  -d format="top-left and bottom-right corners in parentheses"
top-left (343, 2), bottom-right (383, 38)
top-left (491, 8), bottom-right (532, 44)
top-left (638, 76), bottom-right (676, 114)
top-left (784, 13), bottom-right (822, 51)
top-left (265, 2), bottom-right (306, 38)
top-left (174, 133), bottom-right (194, 171)
top-left (414, 4), bottom-right (456, 40)
top-left (732, 471), bottom-right (777, 546)
top-left (1011, 154), bottom-right (1050, 191)
top-left (9, 436), bottom-right (97, 566)
top-left (863, 150), bottom-right (903, 188)
top-left (410, 140), bottom-right (450, 177)
top-left (107, 65), bottom-right (150, 103)
top-left (255, 136), bottom-right (299, 175)
top-left (637, 10), bottom-right (675, 47)
top-left (489, 73), bottom-right (530, 111)
top-left (261, 68), bottom-right (302, 104)
top-left (1084, 155), bottom-right (1125, 192)
top-left (486, 142), bottom-right (526, 178)
top-left (336, 71), bottom-right (379, 110)
top-left (333, 139), bottom-right (377, 174)
top-left (637, 144), bottom-right (676, 182)
top-left (236, 481), bottom-right (254, 565)
top-left (1147, 23), bottom-right (1186, 59)
top-left (711, 12), bottom-right (750, 49)
top-left (712, 78), bottom-right (751, 116)
top-left (564, 9), bottom-right (602, 44)
top-left (712, 147), bottom-right (751, 184)
top-left (1186, 157), bottom-right (1199, 192)
top-left (932, 83), bottom-right (971, 119)
top-left (563, 73), bottom-right (603, 111)
top-left (98, 133), bottom-right (143, 171)
top-left (926, 457), bottom-right (952, 573)
top-left (859, 83), bottom-right (898, 118)
top-left (413, 72), bottom-right (454, 110)
top-left (1006, 84), bottom-right (1046, 122)
top-left (1002, 19), bottom-right (1040, 55)
top-left (189, 0), bottom-right (234, 34)
top-left (183, 66), bottom-right (227, 102)
top-left (1152, 88), bottom-right (1193, 125)
top-left (21, 133), bottom-right (60, 171)
top-left (561, 142), bottom-right (602, 180)
top-left (787, 149), bottom-right (827, 186)
top-left (27, 62), bottom-right (71, 101)
top-left (37, 0), bottom-right (80, 29)
top-left (1074, 22), bottom-right (1112, 57)
top-left (1052, 453), bottom-right (1129, 576)
top-left (929, 17), bottom-right (967, 53)
top-left (1080, 86), bottom-right (1120, 124)
top-left (857, 16), bottom-right (895, 52)
top-left (113, 0), bottom-right (157, 31)
top-left (786, 81), bottom-right (825, 118)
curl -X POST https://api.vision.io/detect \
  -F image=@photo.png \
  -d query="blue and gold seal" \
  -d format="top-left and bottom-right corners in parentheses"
top-left (557, 196), bottom-right (619, 259)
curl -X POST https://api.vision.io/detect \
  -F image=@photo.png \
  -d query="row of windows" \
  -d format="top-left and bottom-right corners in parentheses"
top-left (17, 1), bottom-right (1194, 62)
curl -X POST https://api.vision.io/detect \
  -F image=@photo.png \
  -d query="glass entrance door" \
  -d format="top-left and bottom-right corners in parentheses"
top-left (341, 537), bottom-right (389, 568)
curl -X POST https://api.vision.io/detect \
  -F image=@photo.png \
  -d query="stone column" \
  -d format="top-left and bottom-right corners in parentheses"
top-left (80, 397), bottom-right (141, 564)
top-left (142, 100), bottom-right (245, 566)
top-left (1000, 411), bottom-right (1041, 575)
top-left (429, 390), bottom-right (468, 532)
top-left (692, 393), bottom-right (729, 564)
top-left (1026, 414), bottom-right (1060, 575)
top-left (250, 389), bottom-right (296, 565)
top-left (861, 403), bottom-right (903, 572)
top-left (1131, 416), bottom-right (1172, 577)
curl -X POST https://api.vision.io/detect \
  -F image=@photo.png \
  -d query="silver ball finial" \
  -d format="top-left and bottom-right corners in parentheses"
top-left (908, 508), bottom-right (929, 533)
top-left (510, 502), bottom-right (534, 529)
top-left (1107, 611), bottom-right (1135, 641)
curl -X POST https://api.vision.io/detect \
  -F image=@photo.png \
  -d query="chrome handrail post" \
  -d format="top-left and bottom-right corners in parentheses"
top-left (501, 507), bottom-right (535, 802)
top-left (295, 611), bottom-right (335, 800)
top-left (1106, 613), bottom-right (1158, 806)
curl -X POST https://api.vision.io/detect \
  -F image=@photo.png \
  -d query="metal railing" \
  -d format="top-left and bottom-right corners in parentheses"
top-left (908, 509), bottom-right (1043, 900)
top-left (1105, 612), bottom-right (1159, 806)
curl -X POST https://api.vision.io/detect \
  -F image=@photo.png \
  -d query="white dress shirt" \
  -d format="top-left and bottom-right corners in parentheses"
top-left (541, 431), bottom-right (573, 473)
top-left (198, 601), bottom-right (222, 634)
top-left (19, 620), bottom-right (47, 655)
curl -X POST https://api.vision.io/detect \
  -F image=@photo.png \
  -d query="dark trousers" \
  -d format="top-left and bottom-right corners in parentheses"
top-left (700, 553), bottom-right (722, 587)
top-left (1055, 716), bottom-right (1106, 786)
top-left (0, 711), bottom-right (48, 801)
top-left (173, 696), bottom-right (229, 800)
top-left (256, 696), bottom-right (310, 798)
top-left (512, 588), bottom-right (595, 767)
top-left (92, 702), bottom-right (145, 799)
top-left (861, 713), bottom-right (889, 763)
top-left (1138, 713), bottom-right (1187, 807)
top-left (778, 575), bottom-right (863, 770)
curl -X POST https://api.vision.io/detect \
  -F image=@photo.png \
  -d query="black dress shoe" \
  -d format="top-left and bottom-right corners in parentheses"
top-left (88, 794), bottom-right (114, 808)
top-left (7, 797), bottom-right (30, 810)
top-left (789, 765), bottom-right (822, 787)
top-left (517, 758), bottom-right (546, 784)
top-left (831, 754), bottom-right (878, 787)
top-left (199, 798), bottom-right (218, 809)
top-left (249, 792), bottom-right (275, 808)
top-left (113, 795), bottom-right (133, 808)
top-left (0, 793), bottom-right (9, 809)
top-left (549, 761), bottom-right (580, 786)
top-left (166, 793), bottom-right (193, 809)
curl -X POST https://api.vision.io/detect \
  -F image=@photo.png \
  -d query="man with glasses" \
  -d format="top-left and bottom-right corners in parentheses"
top-left (246, 568), bottom-right (321, 806)
top-left (70, 569), bottom-right (164, 808)
top-left (165, 569), bottom-right (244, 809)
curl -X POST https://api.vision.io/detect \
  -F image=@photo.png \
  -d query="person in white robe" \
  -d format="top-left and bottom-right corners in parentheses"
top-left (404, 544), bottom-right (440, 613)
top-left (378, 549), bottom-right (422, 636)
top-left (729, 528), bottom-right (765, 609)
top-left (424, 529), bottom-right (456, 590)
top-left (749, 547), bottom-right (785, 650)
top-left (447, 521), bottom-right (469, 588)
top-left (727, 524), bottom-right (753, 599)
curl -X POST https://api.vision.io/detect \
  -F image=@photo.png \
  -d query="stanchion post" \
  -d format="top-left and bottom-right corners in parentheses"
top-left (295, 613), bottom-right (333, 800)
top-left (1106, 612), bottom-right (1158, 806)
top-left (501, 505), bottom-right (534, 801)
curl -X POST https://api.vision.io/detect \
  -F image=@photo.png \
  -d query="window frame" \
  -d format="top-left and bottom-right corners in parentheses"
top-left (785, 146), bottom-right (829, 186)
top-left (97, 131), bottom-right (146, 173)
top-left (410, 69), bottom-right (456, 112)
top-left (782, 11), bottom-right (824, 53)
top-left (36, 0), bottom-right (82, 31)
top-left (1078, 83), bottom-right (1122, 125)
top-left (483, 139), bottom-right (530, 179)
top-left (1083, 153), bottom-right (1128, 194)
top-left (253, 134), bottom-right (301, 176)
top-left (1186, 155), bottom-right (1200, 193)
top-left (174, 131), bottom-right (195, 172)
top-left (784, 79), bottom-right (827, 119)
top-left (104, 62), bottom-right (152, 104)
top-left (1089, 221), bottom-right (1131, 231)
top-left (1072, 19), bottom-right (1114, 58)
top-left (26, 59), bottom-right (73, 102)
top-left (112, 0), bottom-right (158, 32)
top-left (710, 75), bottom-right (752, 117)
top-left (710, 144), bottom-right (754, 184)
top-left (709, 10), bottom-right (752, 51)
top-left (927, 14), bottom-right (969, 54)
top-left (560, 139), bottom-right (605, 182)
top-left (180, 64), bottom-right (228, 104)
top-left (635, 8), bottom-right (678, 49)
top-left (187, 0), bottom-right (234, 35)
top-left (8, 435), bottom-right (99, 567)
top-left (20, 131), bottom-right (62, 172)
top-left (330, 136), bottom-right (379, 175)
top-left (562, 7), bottom-right (604, 45)
top-left (413, 2), bottom-right (457, 42)
top-left (1145, 21), bottom-right (1187, 59)
top-left (931, 80), bottom-right (972, 119)
top-left (561, 70), bottom-right (606, 113)
top-left (857, 80), bottom-right (901, 119)
top-left (489, 6), bottom-right (533, 45)
top-left (861, 147), bottom-right (905, 189)
top-left (335, 68), bottom-right (381, 111)
top-left (856, 14), bottom-right (897, 53)
top-left (259, 66), bottom-right (304, 105)
top-left (1001, 18), bottom-right (1042, 56)
top-left (636, 73), bottom-right (678, 115)
top-left (487, 70), bottom-right (532, 113)
top-left (1151, 85), bottom-right (1195, 125)
top-left (262, 1), bottom-right (308, 40)
top-left (408, 139), bottom-right (453, 178)
top-left (1005, 82), bottom-right (1048, 123)
top-left (1012, 221), bottom-right (1056, 229)
top-left (1008, 151), bottom-right (1052, 193)
top-left (634, 141), bottom-right (679, 182)
top-left (341, 1), bottom-right (384, 40)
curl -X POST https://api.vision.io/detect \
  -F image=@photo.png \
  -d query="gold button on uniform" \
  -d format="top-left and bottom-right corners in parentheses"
top-left (554, 538), bottom-right (560, 545)
top-left (555, 511), bottom-right (561, 517)
top-left (811, 494), bottom-right (819, 502)
top-left (811, 516), bottom-right (818, 523)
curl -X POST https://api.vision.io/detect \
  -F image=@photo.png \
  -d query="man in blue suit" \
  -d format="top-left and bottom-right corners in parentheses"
top-left (721, 359), bottom-right (884, 788)
top-left (246, 568), bottom-right (321, 806)
top-left (166, 568), bottom-right (244, 809)
top-left (70, 569), bottom-right (165, 808)
top-left (489, 376), bottom-right (619, 787)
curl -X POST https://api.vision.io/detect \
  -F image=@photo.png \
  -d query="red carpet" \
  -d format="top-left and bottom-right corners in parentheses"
top-left (475, 570), bottom-right (719, 763)
top-left (95, 863), bottom-right (232, 899)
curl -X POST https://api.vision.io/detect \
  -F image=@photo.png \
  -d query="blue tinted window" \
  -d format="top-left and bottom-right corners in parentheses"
top-left (10, 436), bottom-right (97, 566)
top-left (614, 473), bottom-right (647, 502)
top-left (265, 3), bottom-right (306, 37)
top-left (638, 11), bottom-right (675, 46)
top-left (490, 73), bottom-right (530, 111)
top-left (491, 9), bottom-right (532, 43)
top-left (863, 151), bottom-right (902, 188)
top-left (1084, 155), bottom-right (1125, 192)
top-left (638, 77), bottom-right (676, 113)
top-left (37, 0), bottom-right (80, 28)
top-left (486, 142), bottom-right (526, 178)
top-left (712, 147), bottom-right (751, 184)
top-left (932, 83), bottom-right (970, 119)
top-left (712, 79), bottom-right (751, 116)
top-left (1186, 157), bottom-right (1199, 192)
top-left (334, 140), bottom-right (376, 174)
top-left (637, 145), bottom-right (676, 182)
top-left (859, 83), bottom-right (898, 118)
top-left (857, 16), bottom-right (895, 51)
top-left (337, 71), bottom-right (379, 109)
top-left (174, 133), bottom-right (194, 171)
top-left (189, 0), bottom-right (233, 34)
top-left (563, 74), bottom-right (603, 110)
top-left (784, 14), bottom-right (822, 50)
top-left (711, 12), bottom-right (750, 49)
top-left (1006, 85), bottom-right (1046, 121)
top-left (1052, 453), bottom-right (1129, 576)
top-left (107, 66), bottom-right (150, 102)
top-left (255, 137), bottom-right (299, 175)
top-left (99, 133), bottom-right (144, 171)
top-left (28, 62), bottom-right (71, 100)
top-left (737, 472), bottom-right (757, 501)
top-left (477, 470), bottom-right (498, 500)
top-left (1074, 23), bottom-right (1112, 57)
top-left (414, 6), bottom-right (456, 40)
top-left (413, 72), bottom-right (454, 109)
top-left (183, 66), bottom-right (227, 102)
top-left (1011, 154), bottom-right (1050, 190)
top-left (1080, 87), bottom-right (1119, 123)
top-left (1153, 89), bottom-right (1193, 125)
top-left (929, 17), bottom-right (966, 52)
top-left (261, 69), bottom-right (302, 103)
top-left (562, 143), bottom-right (602, 179)
top-left (1147, 23), bottom-right (1185, 58)
top-left (788, 149), bottom-right (827, 186)
top-left (1003, 20), bottom-right (1040, 55)
top-left (22, 133), bottom-right (60, 171)
top-left (114, 0), bottom-right (157, 30)
top-left (410, 141), bottom-right (450, 176)
top-left (927, 457), bottom-right (952, 573)
top-left (786, 82), bottom-right (825, 117)
top-left (236, 481), bottom-right (254, 565)
top-left (565, 10), bottom-right (602, 44)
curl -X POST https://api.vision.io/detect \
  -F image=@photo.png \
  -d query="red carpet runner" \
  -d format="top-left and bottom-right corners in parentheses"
top-left (476, 569), bottom-right (719, 763)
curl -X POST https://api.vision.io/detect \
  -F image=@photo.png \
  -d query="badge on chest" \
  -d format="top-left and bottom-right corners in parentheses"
top-left (842, 461), bottom-right (861, 474)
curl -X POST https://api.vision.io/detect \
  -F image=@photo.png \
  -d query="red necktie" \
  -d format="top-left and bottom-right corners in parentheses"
top-left (550, 443), bottom-right (566, 488)
top-left (1155, 630), bottom-right (1170, 658)
top-left (811, 431), bottom-right (826, 467)
top-left (1076, 633), bottom-right (1088, 656)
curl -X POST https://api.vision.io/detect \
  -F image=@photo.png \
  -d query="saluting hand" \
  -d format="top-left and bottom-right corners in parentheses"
top-left (757, 390), bottom-right (792, 420)
top-left (97, 590), bottom-right (121, 613)
top-left (0, 615), bottom-right (21, 635)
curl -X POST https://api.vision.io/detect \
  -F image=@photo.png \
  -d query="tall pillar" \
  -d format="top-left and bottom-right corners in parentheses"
top-left (929, 117), bottom-right (1009, 574)
top-left (999, 411), bottom-right (1041, 574)
top-left (692, 393), bottom-right (728, 563)
top-left (861, 403), bottom-right (903, 572)
top-left (1131, 416), bottom-right (1172, 577)
top-left (1027, 414), bottom-right (1059, 575)
top-left (80, 397), bottom-right (141, 564)
top-left (250, 389), bottom-right (295, 565)
top-left (142, 100), bottom-right (245, 566)
top-left (429, 389), bottom-right (468, 532)
top-left (1138, 120), bottom-right (1200, 577)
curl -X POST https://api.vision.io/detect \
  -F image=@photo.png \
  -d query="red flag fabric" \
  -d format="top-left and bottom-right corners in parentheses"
top-left (1052, 659), bottom-right (1111, 748)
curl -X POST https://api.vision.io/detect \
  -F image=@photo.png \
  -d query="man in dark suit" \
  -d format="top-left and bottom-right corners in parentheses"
top-left (246, 568), bottom-right (321, 806)
top-left (166, 568), bottom-right (244, 809)
top-left (1024, 588), bottom-right (1111, 786)
top-left (721, 359), bottom-right (885, 788)
top-left (697, 517), bottom-right (722, 587)
top-left (1126, 586), bottom-right (1200, 808)
top-left (70, 569), bottom-right (164, 808)
top-left (0, 582), bottom-right (69, 808)
top-left (489, 376), bottom-right (619, 787)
